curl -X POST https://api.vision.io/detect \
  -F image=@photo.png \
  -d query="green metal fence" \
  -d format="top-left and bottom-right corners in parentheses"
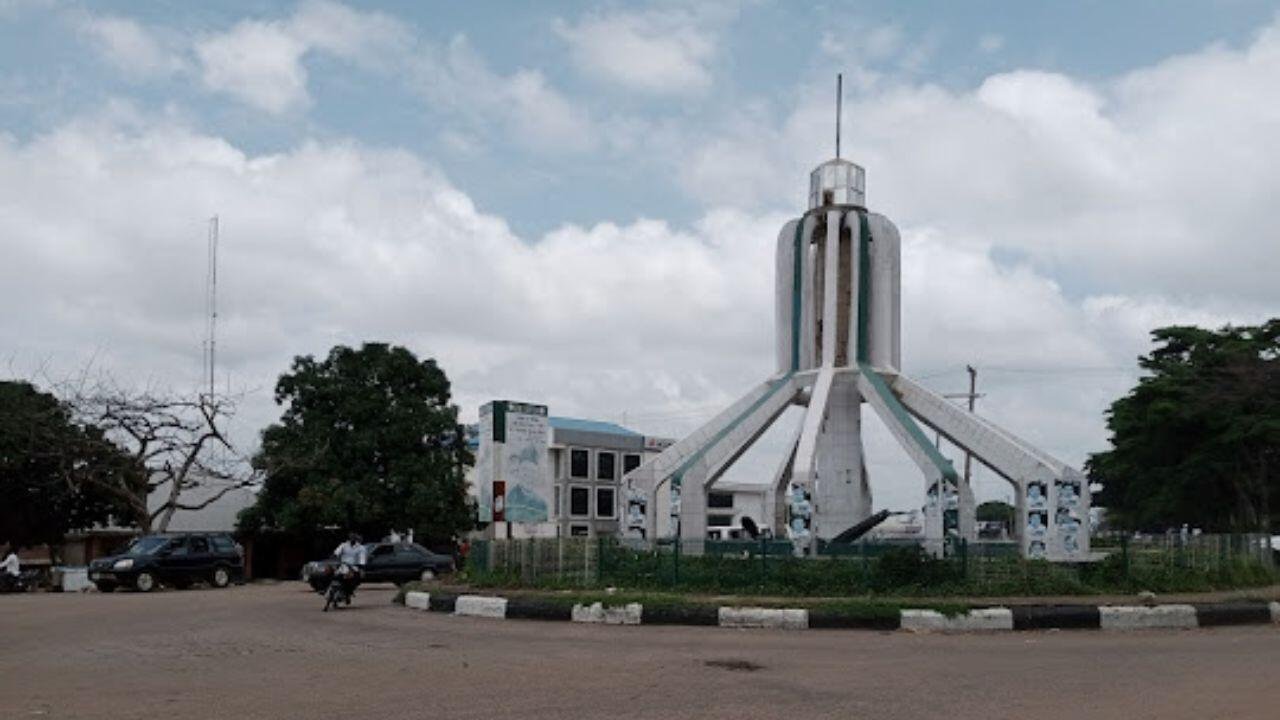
top-left (464, 533), bottom-right (1276, 597)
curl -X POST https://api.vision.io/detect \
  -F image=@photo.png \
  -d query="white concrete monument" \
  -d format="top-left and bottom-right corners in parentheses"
top-left (626, 144), bottom-right (1090, 561)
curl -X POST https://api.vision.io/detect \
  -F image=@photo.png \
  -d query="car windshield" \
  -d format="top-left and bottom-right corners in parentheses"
top-left (123, 536), bottom-right (171, 555)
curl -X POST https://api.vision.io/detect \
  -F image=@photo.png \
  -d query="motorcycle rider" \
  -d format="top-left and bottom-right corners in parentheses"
top-left (332, 532), bottom-right (367, 600)
top-left (1, 543), bottom-right (21, 593)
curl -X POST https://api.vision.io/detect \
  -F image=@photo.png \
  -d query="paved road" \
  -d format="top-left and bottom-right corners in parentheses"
top-left (2, 583), bottom-right (1278, 720)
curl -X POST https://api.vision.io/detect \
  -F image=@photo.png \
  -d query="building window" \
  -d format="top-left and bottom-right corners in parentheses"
top-left (596, 451), bottom-right (616, 481)
top-left (707, 492), bottom-right (734, 509)
top-left (707, 514), bottom-right (734, 527)
top-left (570, 449), bottom-right (589, 479)
top-left (554, 485), bottom-right (561, 518)
top-left (552, 449), bottom-right (563, 479)
top-left (569, 486), bottom-right (590, 517)
top-left (623, 453), bottom-right (641, 474)
top-left (570, 524), bottom-right (589, 537)
top-left (595, 487), bottom-right (616, 518)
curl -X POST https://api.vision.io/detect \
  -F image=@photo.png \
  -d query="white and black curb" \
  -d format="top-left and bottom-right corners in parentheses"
top-left (402, 592), bottom-right (1280, 633)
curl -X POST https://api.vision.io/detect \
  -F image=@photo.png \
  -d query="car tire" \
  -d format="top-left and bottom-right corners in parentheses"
top-left (95, 582), bottom-right (116, 593)
top-left (419, 569), bottom-right (436, 582)
top-left (210, 566), bottom-right (231, 589)
top-left (134, 572), bottom-right (157, 593)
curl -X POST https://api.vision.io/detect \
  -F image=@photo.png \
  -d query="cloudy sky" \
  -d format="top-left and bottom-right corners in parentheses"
top-left (2, 0), bottom-right (1278, 511)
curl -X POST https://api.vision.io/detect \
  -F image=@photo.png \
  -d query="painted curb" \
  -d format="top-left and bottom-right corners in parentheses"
top-left (1099, 604), bottom-right (1197, 630)
top-left (454, 594), bottom-right (507, 619)
top-left (400, 594), bottom-right (1280, 633)
top-left (572, 602), bottom-right (643, 625)
top-left (1011, 605), bottom-right (1100, 630)
top-left (901, 608), bottom-right (1013, 632)
top-left (1192, 602), bottom-right (1273, 627)
top-left (719, 606), bottom-right (808, 630)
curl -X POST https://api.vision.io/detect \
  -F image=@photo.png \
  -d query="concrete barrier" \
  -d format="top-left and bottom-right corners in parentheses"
top-left (404, 591), bottom-right (431, 610)
top-left (901, 608), bottom-right (1013, 632)
top-left (454, 595), bottom-right (508, 619)
top-left (1099, 604), bottom-right (1197, 630)
top-left (718, 607), bottom-right (808, 630)
top-left (572, 602), bottom-right (643, 625)
top-left (1270, 601), bottom-right (1280, 624)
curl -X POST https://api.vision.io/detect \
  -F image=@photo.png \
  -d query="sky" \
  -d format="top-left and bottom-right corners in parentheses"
top-left (2, 0), bottom-right (1278, 513)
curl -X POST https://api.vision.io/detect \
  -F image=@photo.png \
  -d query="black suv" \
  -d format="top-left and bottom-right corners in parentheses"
top-left (89, 533), bottom-right (244, 593)
top-left (303, 542), bottom-right (455, 591)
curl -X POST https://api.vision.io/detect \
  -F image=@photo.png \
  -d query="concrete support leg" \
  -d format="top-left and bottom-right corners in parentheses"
top-left (813, 375), bottom-right (870, 539)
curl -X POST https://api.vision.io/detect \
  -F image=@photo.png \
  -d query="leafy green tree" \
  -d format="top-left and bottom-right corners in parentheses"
top-left (976, 500), bottom-right (1015, 526)
top-left (241, 343), bottom-right (473, 543)
top-left (1088, 320), bottom-right (1280, 532)
top-left (0, 381), bottom-right (140, 547)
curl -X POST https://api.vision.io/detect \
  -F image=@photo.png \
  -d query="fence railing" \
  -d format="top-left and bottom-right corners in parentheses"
top-left (465, 533), bottom-right (1276, 596)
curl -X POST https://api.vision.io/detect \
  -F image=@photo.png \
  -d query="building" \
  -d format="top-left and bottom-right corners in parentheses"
top-left (467, 400), bottom-right (772, 541)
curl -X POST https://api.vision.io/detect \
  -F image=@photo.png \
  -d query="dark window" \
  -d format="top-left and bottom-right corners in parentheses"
top-left (595, 487), bottom-right (616, 518)
top-left (596, 452), bottom-right (616, 481)
top-left (570, 525), bottom-right (589, 537)
top-left (569, 486), bottom-right (590, 516)
top-left (707, 514), bottom-right (734, 527)
top-left (210, 536), bottom-right (235, 553)
top-left (167, 537), bottom-right (189, 555)
top-left (570, 449), bottom-right (589, 479)
top-left (554, 485), bottom-right (562, 517)
top-left (188, 537), bottom-right (210, 553)
top-left (707, 492), bottom-right (734, 509)
top-left (370, 544), bottom-right (394, 558)
top-left (623, 453), bottom-right (642, 473)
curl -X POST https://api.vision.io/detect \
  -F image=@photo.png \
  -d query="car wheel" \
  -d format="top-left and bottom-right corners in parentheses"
top-left (134, 572), bottom-right (157, 593)
top-left (210, 566), bottom-right (231, 588)
top-left (419, 568), bottom-right (436, 582)
top-left (94, 582), bottom-right (116, 593)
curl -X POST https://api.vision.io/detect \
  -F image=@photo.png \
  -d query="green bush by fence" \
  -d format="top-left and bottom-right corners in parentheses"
top-left (463, 533), bottom-right (1276, 597)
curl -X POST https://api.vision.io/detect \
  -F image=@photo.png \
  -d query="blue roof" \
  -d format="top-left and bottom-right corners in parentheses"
top-left (549, 416), bottom-right (641, 437)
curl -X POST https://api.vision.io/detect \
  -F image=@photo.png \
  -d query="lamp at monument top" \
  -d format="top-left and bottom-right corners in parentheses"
top-left (808, 158), bottom-right (866, 210)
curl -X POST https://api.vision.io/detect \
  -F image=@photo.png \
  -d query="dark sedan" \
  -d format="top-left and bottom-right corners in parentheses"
top-left (89, 533), bottom-right (244, 592)
top-left (302, 542), bottom-right (454, 591)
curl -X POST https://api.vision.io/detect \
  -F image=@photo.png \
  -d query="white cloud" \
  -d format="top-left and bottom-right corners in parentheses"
top-left (4, 108), bottom-right (1269, 511)
top-left (410, 35), bottom-right (599, 153)
top-left (681, 17), bottom-right (1280, 304)
top-left (74, 14), bottom-right (187, 78)
top-left (553, 8), bottom-right (717, 95)
top-left (194, 1), bottom-right (409, 114)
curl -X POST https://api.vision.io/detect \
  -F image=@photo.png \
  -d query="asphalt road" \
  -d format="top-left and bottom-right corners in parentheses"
top-left (2, 583), bottom-right (1278, 720)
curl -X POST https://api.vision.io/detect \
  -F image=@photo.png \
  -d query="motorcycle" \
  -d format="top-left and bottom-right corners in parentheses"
top-left (322, 562), bottom-right (360, 611)
top-left (0, 570), bottom-right (40, 593)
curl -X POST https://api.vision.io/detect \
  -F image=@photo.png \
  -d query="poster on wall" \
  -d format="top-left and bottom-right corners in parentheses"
top-left (475, 405), bottom-right (494, 523)
top-left (499, 402), bottom-right (550, 523)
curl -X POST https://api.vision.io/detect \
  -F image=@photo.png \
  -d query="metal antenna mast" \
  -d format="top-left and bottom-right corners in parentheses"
top-left (204, 215), bottom-right (219, 400)
top-left (835, 73), bottom-right (843, 158)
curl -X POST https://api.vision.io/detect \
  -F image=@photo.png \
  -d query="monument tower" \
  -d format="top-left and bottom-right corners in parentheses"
top-left (626, 79), bottom-right (1089, 560)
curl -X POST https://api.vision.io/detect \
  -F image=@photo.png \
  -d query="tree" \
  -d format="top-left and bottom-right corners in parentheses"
top-left (240, 343), bottom-right (473, 544)
top-left (1087, 320), bottom-right (1280, 532)
top-left (976, 500), bottom-right (1015, 526)
top-left (55, 373), bottom-right (258, 533)
top-left (0, 381), bottom-right (138, 547)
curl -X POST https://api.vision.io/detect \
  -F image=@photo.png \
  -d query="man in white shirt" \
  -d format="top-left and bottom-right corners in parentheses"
top-left (331, 533), bottom-right (366, 600)
top-left (2, 544), bottom-right (21, 591)
top-left (2, 545), bottom-right (20, 577)
top-left (333, 533), bottom-right (368, 566)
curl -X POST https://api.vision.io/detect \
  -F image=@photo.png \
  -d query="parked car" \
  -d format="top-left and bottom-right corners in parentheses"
top-left (302, 542), bottom-right (454, 591)
top-left (88, 533), bottom-right (244, 593)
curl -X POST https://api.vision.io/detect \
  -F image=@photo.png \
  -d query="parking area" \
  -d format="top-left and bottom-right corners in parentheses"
top-left (2, 582), bottom-right (1278, 719)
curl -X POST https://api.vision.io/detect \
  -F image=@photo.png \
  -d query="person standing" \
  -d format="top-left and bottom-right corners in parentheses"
top-left (1, 544), bottom-right (20, 591)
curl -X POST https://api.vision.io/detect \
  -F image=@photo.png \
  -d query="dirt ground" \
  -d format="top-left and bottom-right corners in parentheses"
top-left (2, 582), bottom-right (1278, 720)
